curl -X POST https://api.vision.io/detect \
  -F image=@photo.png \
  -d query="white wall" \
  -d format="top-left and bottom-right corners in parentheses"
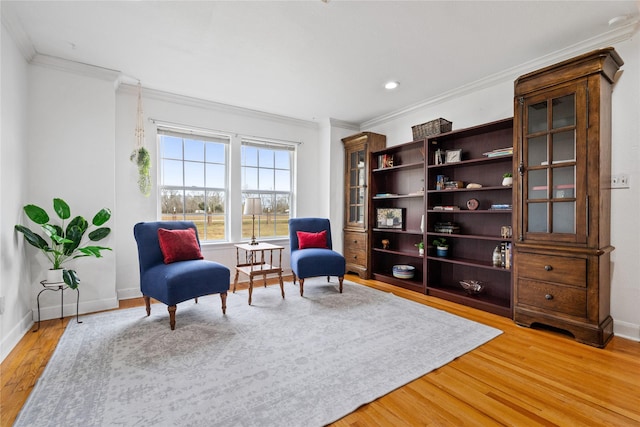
top-left (363, 37), bottom-right (640, 341)
top-left (26, 60), bottom-right (119, 319)
top-left (114, 85), bottom-right (321, 300)
top-left (0, 23), bottom-right (32, 362)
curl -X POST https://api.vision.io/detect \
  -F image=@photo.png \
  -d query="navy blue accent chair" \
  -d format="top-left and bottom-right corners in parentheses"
top-left (288, 217), bottom-right (346, 296)
top-left (133, 221), bottom-right (230, 330)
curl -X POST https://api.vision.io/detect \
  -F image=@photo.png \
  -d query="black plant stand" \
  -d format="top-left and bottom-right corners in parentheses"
top-left (33, 280), bottom-right (81, 332)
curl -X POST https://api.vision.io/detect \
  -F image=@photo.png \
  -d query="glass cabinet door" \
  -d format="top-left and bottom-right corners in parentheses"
top-left (347, 148), bottom-right (366, 226)
top-left (521, 83), bottom-right (587, 243)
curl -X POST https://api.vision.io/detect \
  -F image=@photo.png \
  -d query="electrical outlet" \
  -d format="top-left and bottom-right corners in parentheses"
top-left (611, 174), bottom-right (630, 189)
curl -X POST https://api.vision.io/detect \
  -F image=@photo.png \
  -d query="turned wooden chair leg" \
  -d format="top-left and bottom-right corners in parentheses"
top-left (339, 276), bottom-right (344, 293)
top-left (292, 272), bottom-right (297, 285)
top-left (194, 297), bottom-right (198, 304)
top-left (168, 305), bottom-right (177, 330)
top-left (220, 292), bottom-right (227, 315)
top-left (143, 296), bottom-right (151, 316)
top-left (299, 278), bottom-right (305, 296)
top-left (327, 276), bottom-right (330, 282)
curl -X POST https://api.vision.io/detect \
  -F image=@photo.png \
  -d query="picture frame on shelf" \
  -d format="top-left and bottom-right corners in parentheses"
top-left (376, 208), bottom-right (405, 229)
top-left (445, 149), bottom-right (462, 163)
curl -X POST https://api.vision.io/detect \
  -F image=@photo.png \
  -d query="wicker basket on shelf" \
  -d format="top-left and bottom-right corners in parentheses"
top-left (411, 118), bottom-right (452, 140)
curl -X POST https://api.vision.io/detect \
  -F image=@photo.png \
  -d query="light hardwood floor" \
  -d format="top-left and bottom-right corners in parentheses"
top-left (2, 274), bottom-right (639, 426)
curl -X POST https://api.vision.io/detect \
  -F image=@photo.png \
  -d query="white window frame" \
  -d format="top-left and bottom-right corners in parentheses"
top-left (157, 127), bottom-right (230, 242)
top-left (241, 138), bottom-right (296, 241)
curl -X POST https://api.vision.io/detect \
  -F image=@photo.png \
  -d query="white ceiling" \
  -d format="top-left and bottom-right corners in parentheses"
top-left (3, 1), bottom-right (639, 125)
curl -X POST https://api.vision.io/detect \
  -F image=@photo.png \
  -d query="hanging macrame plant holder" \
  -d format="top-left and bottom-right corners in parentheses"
top-left (130, 83), bottom-right (151, 196)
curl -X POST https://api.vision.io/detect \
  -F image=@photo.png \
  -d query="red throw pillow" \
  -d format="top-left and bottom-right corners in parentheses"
top-left (297, 230), bottom-right (328, 249)
top-left (157, 228), bottom-right (203, 264)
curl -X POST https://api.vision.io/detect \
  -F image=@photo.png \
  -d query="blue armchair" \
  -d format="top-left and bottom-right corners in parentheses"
top-left (288, 217), bottom-right (346, 296)
top-left (133, 221), bottom-right (230, 330)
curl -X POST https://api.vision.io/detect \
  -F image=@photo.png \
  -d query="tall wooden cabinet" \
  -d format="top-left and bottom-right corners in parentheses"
top-left (342, 132), bottom-right (386, 279)
top-left (512, 48), bottom-right (623, 347)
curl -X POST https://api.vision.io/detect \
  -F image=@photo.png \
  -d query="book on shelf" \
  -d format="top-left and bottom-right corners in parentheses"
top-left (482, 147), bottom-right (513, 157)
top-left (433, 206), bottom-right (461, 211)
top-left (489, 204), bottom-right (512, 210)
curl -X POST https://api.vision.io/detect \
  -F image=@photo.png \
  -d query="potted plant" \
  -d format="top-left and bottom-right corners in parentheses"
top-left (415, 241), bottom-right (424, 256)
top-left (130, 146), bottom-right (151, 196)
top-left (502, 172), bottom-right (513, 187)
top-left (432, 237), bottom-right (448, 257)
top-left (14, 198), bottom-right (112, 289)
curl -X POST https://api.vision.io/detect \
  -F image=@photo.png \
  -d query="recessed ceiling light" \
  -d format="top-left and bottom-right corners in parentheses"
top-left (384, 81), bottom-right (400, 90)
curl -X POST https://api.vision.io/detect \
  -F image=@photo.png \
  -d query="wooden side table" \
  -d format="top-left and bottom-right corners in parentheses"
top-left (233, 242), bottom-right (285, 305)
top-left (33, 280), bottom-right (81, 332)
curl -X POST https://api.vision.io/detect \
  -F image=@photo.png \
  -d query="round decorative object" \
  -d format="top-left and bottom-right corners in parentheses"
top-left (466, 198), bottom-right (479, 210)
top-left (392, 265), bottom-right (415, 279)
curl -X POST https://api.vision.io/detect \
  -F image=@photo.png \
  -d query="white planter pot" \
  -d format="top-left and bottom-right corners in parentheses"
top-left (46, 268), bottom-right (64, 284)
top-left (502, 177), bottom-right (513, 186)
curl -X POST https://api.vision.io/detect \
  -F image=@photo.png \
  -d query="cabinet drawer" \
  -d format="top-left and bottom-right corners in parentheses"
top-left (518, 279), bottom-right (587, 317)
top-left (518, 253), bottom-right (586, 287)
top-left (344, 231), bottom-right (367, 266)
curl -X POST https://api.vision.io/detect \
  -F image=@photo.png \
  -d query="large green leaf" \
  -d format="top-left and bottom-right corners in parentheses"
top-left (88, 227), bottom-right (111, 241)
top-left (24, 205), bottom-right (49, 225)
top-left (53, 198), bottom-right (71, 220)
top-left (63, 269), bottom-right (80, 289)
top-left (42, 224), bottom-right (72, 244)
top-left (92, 208), bottom-right (112, 226)
top-left (75, 246), bottom-right (112, 258)
top-left (15, 225), bottom-right (49, 250)
top-left (63, 224), bottom-right (85, 255)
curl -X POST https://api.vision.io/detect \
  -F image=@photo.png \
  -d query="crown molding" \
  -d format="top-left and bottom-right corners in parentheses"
top-left (117, 83), bottom-right (318, 130)
top-left (1, 7), bottom-right (37, 61)
top-left (361, 20), bottom-right (639, 129)
top-left (30, 54), bottom-right (121, 84)
top-left (329, 118), bottom-right (359, 131)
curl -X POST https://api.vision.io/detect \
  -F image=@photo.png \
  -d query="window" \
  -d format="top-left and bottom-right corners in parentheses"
top-left (241, 139), bottom-right (294, 240)
top-left (158, 129), bottom-right (229, 242)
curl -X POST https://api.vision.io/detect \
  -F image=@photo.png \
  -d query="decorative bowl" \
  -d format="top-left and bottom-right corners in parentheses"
top-left (459, 280), bottom-right (484, 295)
top-left (392, 265), bottom-right (415, 279)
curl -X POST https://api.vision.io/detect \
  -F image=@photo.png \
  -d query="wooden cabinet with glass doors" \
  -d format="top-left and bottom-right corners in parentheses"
top-left (513, 48), bottom-right (623, 347)
top-left (342, 132), bottom-right (386, 278)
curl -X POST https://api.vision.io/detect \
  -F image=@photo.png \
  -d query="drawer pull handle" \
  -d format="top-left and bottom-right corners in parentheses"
top-left (545, 294), bottom-right (554, 300)
top-left (353, 240), bottom-right (358, 243)
top-left (353, 255), bottom-right (357, 259)
top-left (544, 265), bottom-right (553, 271)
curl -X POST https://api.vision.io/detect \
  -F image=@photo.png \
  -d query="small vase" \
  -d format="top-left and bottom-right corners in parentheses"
top-left (502, 177), bottom-right (513, 186)
top-left (46, 268), bottom-right (64, 284)
top-left (419, 248), bottom-right (424, 256)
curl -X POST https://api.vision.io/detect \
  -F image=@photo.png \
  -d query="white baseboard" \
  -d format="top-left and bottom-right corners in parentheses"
top-left (117, 287), bottom-right (142, 301)
top-left (0, 311), bottom-right (34, 363)
top-left (31, 296), bottom-right (118, 322)
top-left (614, 319), bottom-right (640, 342)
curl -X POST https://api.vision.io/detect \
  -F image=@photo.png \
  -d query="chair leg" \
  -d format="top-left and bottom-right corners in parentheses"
top-left (220, 292), bottom-right (227, 315)
top-left (143, 296), bottom-right (151, 316)
top-left (168, 305), bottom-right (177, 330)
top-left (299, 278), bottom-right (305, 297)
top-left (327, 276), bottom-right (330, 282)
top-left (292, 272), bottom-right (297, 285)
top-left (194, 297), bottom-right (198, 304)
top-left (339, 276), bottom-right (344, 293)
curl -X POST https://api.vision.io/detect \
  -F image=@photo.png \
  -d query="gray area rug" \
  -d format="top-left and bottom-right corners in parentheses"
top-left (15, 279), bottom-right (501, 427)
